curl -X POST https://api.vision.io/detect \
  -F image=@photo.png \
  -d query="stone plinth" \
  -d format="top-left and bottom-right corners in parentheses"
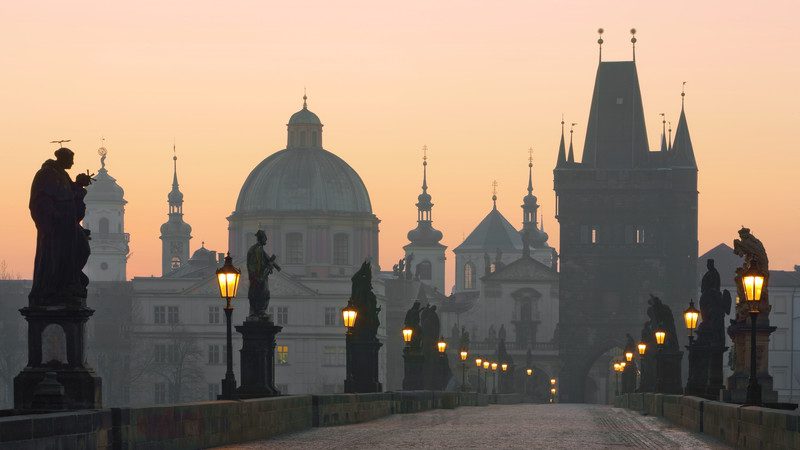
top-left (637, 354), bottom-right (656, 393)
top-left (621, 362), bottom-right (636, 394)
top-left (344, 334), bottom-right (382, 393)
top-left (402, 347), bottom-right (424, 390)
top-left (655, 351), bottom-right (683, 395)
top-left (235, 319), bottom-right (282, 399)
top-left (14, 306), bottom-right (102, 411)
top-left (722, 320), bottom-right (778, 404)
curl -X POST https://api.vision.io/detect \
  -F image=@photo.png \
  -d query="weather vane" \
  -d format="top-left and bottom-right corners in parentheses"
top-left (528, 147), bottom-right (533, 165)
top-left (98, 137), bottom-right (108, 169)
top-left (422, 144), bottom-right (428, 162)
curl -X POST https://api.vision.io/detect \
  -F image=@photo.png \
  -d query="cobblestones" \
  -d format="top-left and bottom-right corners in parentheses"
top-left (219, 403), bottom-right (731, 449)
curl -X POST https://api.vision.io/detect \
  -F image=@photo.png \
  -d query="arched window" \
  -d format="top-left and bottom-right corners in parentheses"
top-left (171, 256), bottom-right (181, 269)
top-left (416, 261), bottom-right (432, 280)
top-left (99, 217), bottom-right (109, 234)
top-left (464, 262), bottom-right (476, 290)
top-left (286, 233), bottom-right (304, 264)
top-left (333, 233), bottom-right (349, 265)
top-left (311, 131), bottom-right (318, 147)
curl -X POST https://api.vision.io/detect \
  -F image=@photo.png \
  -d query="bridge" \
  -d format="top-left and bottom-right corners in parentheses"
top-left (221, 403), bottom-right (726, 449)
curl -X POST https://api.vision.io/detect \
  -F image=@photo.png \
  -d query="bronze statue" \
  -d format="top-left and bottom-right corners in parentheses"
top-left (647, 295), bottom-right (678, 351)
top-left (733, 227), bottom-right (769, 319)
top-left (246, 230), bottom-right (281, 320)
top-left (29, 148), bottom-right (94, 305)
top-left (350, 261), bottom-right (381, 337)
top-left (698, 259), bottom-right (731, 346)
top-left (419, 304), bottom-right (440, 353)
top-left (459, 326), bottom-right (470, 351)
top-left (498, 324), bottom-right (507, 342)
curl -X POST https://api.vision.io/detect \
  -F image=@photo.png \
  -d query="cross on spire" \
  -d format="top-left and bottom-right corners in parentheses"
top-left (681, 81), bottom-right (687, 108)
top-left (492, 180), bottom-right (498, 209)
top-left (597, 28), bottom-right (604, 62)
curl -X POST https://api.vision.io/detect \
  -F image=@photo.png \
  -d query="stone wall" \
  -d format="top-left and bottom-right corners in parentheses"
top-left (614, 393), bottom-right (800, 449)
top-left (0, 390), bottom-right (498, 449)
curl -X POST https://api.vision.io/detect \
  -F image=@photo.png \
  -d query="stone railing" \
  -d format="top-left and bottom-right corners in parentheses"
top-left (614, 393), bottom-right (800, 449)
top-left (0, 391), bottom-right (528, 449)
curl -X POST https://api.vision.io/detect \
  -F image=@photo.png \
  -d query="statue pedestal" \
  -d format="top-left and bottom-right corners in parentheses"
top-left (235, 319), bottom-right (282, 398)
top-left (722, 320), bottom-right (778, 404)
top-left (402, 347), bottom-right (424, 390)
top-left (655, 351), bottom-right (683, 394)
top-left (14, 306), bottom-right (102, 411)
top-left (637, 354), bottom-right (656, 393)
top-left (621, 363), bottom-right (636, 394)
top-left (345, 334), bottom-right (382, 393)
top-left (685, 342), bottom-right (709, 397)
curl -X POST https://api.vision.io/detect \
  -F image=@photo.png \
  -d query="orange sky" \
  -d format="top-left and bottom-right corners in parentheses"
top-left (1, 1), bottom-right (798, 289)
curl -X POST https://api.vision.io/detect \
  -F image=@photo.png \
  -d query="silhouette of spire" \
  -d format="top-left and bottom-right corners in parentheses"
top-left (492, 180), bottom-right (498, 210)
top-left (422, 145), bottom-right (428, 193)
top-left (671, 83), bottom-right (697, 168)
top-left (597, 28), bottom-right (604, 63)
top-left (668, 121), bottom-right (673, 151)
top-left (568, 123), bottom-right (577, 163)
top-left (172, 143), bottom-right (179, 189)
top-left (630, 28), bottom-right (637, 62)
top-left (527, 147), bottom-right (534, 195)
top-left (556, 117), bottom-right (567, 167)
top-left (659, 113), bottom-right (668, 152)
top-left (302, 90), bottom-right (308, 109)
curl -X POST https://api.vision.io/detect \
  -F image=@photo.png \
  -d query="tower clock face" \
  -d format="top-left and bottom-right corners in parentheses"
top-left (171, 242), bottom-right (183, 254)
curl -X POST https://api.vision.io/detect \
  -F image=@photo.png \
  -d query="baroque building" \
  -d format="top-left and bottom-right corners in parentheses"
top-left (554, 49), bottom-right (698, 402)
top-left (159, 149), bottom-right (192, 276)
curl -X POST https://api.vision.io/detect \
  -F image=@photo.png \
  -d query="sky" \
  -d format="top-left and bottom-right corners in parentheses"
top-left (1, 1), bottom-right (798, 289)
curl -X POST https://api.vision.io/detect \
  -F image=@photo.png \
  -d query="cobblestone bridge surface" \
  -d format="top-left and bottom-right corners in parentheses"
top-left (219, 403), bottom-right (731, 449)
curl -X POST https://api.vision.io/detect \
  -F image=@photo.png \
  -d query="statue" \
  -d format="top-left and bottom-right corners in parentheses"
top-left (403, 301), bottom-right (421, 347)
top-left (487, 324), bottom-right (496, 343)
top-left (350, 261), bottom-right (381, 338)
top-left (494, 248), bottom-right (505, 271)
top-left (419, 304), bottom-right (440, 352)
top-left (733, 227), bottom-right (770, 320)
top-left (700, 258), bottom-right (721, 295)
top-left (29, 148), bottom-right (94, 305)
top-left (404, 253), bottom-right (414, 280)
top-left (698, 259), bottom-right (731, 347)
top-left (647, 295), bottom-right (678, 351)
top-left (459, 326), bottom-right (470, 351)
top-left (246, 230), bottom-right (281, 320)
top-left (498, 324), bottom-right (507, 342)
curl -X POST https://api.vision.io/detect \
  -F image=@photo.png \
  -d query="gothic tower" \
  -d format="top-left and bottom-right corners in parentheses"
top-left (553, 39), bottom-right (698, 403)
top-left (404, 147), bottom-right (446, 292)
top-left (84, 146), bottom-right (130, 281)
top-left (520, 150), bottom-right (556, 268)
top-left (160, 147), bottom-right (192, 276)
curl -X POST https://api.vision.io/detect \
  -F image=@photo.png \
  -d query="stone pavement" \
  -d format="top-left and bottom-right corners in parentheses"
top-left (218, 403), bottom-right (731, 449)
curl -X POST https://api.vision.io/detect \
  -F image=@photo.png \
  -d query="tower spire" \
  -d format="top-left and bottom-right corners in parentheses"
top-left (681, 81), bottom-right (686, 109)
top-left (671, 82), bottom-right (697, 168)
top-left (527, 147), bottom-right (534, 195)
top-left (597, 28), bottom-right (604, 63)
top-left (172, 142), bottom-right (179, 189)
top-left (668, 121), bottom-right (673, 151)
top-left (556, 116), bottom-right (567, 167)
top-left (659, 113), bottom-right (668, 152)
top-left (422, 145), bottom-right (428, 192)
top-left (630, 28), bottom-right (637, 62)
top-left (568, 123), bottom-right (577, 163)
top-left (492, 180), bottom-right (498, 210)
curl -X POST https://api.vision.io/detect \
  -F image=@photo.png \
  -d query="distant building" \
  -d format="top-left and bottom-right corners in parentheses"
top-left (699, 243), bottom-right (800, 403)
top-left (554, 53), bottom-right (698, 402)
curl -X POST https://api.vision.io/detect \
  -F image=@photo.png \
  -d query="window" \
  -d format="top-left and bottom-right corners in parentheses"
top-left (635, 227), bottom-right (645, 244)
top-left (464, 262), bottom-right (476, 290)
top-left (325, 307), bottom-right (337, 326)
top-left (591, 227), bottom-right (598, 244)
top-left (322, 346), bottom-right (345, 366)
top-left (98, 217), bottom-right (109, 234)
top-left (154, 383), bottom-right (167, 404)
top-left (208, 306), bottom-right (220, 324)
top-left (286, 233), bottom-right (304, 264)
top-left (171, 256), bottom-right (182, 269)
top-left (208, 344), bottom-right (220, 365)
top-left (616, 97), bottom-right (624, 104)
top-left (277, 306), bottom-right (288, 325)
top-left (167, 306), bottom-right (179, 324)
top-left (167, 344), bottom-right (179, 364)
top-left (277, 345), bottom-right (289, 364)
top-left (154, 343), bottom-right (166, 363)
top-left (333, 234), bottom-right (349, 265)
top-left (416, 261), bottom-right (432, 280)
top-left (208, 383), bottom-right (220, 400)
top-left (154, 306), bottom-right (166, 324)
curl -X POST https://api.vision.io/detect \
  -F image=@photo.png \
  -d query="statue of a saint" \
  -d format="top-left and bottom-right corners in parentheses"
top-left (29, 148), bottom-right (93, 305)
top-left (349, 260), bottom-right (381, 338)
top-left (498, 324), bottom-right (507, 342)
top-left (403, 301), bottom-right (421, 346)
top-left (700, 259), bottom-right (721, 295)
top-left (698, 259), bottom-right (731, 346)
top-left (420, 304), bottom-right (440, 354)
top-left (404, 253), bottom-right (414, 280)
top-left (246, 230), bottom-right (281, 320)
top-left (733, 227), bottom-right (770, 320)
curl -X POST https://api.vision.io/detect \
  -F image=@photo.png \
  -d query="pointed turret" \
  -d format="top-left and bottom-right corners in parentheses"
top-left (659, 113), bottom-right (668, 152)
top-left (556, 119), bottom-right (567, 168)
top-left (160, 145), bottom-right (192, 276)
top-left (407, 146), bottom-right (443, 246)
top-left (671, 88), bottom-right (697, 168)
top-left (522, 149), bottom-right (539, 231)
top-left (567, 123), bottom-right (576, 163)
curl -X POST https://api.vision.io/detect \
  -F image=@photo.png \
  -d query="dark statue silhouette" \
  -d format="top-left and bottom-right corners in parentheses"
top-left (246, 230), bottom-right (281, 320)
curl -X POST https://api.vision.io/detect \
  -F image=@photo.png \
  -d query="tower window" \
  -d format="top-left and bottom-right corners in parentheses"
top-left (416, 261), bottom-right (432, 280)
top-left (286, 233), bottom-right (304, 264)
top-left (333, 233), bottom-right (349, 265)
top-left (636, 227), bottom-right (645, 244)
top-left (154, 306), bottom-right (166, 324)
top-left (592, 228), bottom-right (598, 244)
top-left (277, 345), bottom-right (289, 365)
top-left (171, 256), bottom-right (182, 269)
top-left (463, 262), bottom-right (476, 290)
top-left (98, 217), bottom-right (109, 234)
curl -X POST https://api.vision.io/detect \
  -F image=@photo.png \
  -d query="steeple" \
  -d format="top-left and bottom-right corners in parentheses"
top-left (160, 144), bottom-right (192, 276)
top-left (671, 83), bottom-right (697, 168)
top-left (522, 149), bottom-right (539, 231)
top-left (168, 144), bottom-right (184, 215)
top-left (492, 180), bottom-right (498, 210)
top-left (659, 113), bottom-right (668, 152)
top-left (668, 121), bottom-right (673, 151)
top-left (556, 117), bottom-right (567, 167)
top-left (407, 146), bottom-right (443, 246)
top-left (568, 123), bottom-right (577, 163)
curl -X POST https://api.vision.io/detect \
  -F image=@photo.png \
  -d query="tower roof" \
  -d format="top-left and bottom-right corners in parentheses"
top-left (288, 94), bottom-right (322, 126)
top-left (454, 206), bottom-right (522, 253)
top-left (555, 119), bottom-right (567, 168)
top-left (168, 149), bottom-right (183, 205)
top-left (407, 147), bottom-right (443, 247)
top-left (581, 61), bottom-right (649, 168)
top-left (670, 94), bottom-right (697, 168)
top-left (85, 147), bottom-right (126, 203)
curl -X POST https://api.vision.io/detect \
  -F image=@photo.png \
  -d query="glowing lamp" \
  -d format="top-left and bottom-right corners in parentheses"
top-left (491, 362), bottom-right (498, 371)
top-left (625, 351), bottom-right (633, 362)
top-left (550, 388), bottom-right (557, 395)
top-left (683, 300), bottom-right (700, 334)
top-left (342, 304), bottom-right (357, 329)
top-left (437, 337), bottom-right (447, 353)
top-left (741, 268), bottom-right (765, 303)
top-left (526, 368), bottom-right (533, 376)
top-left (550, 378), bottom-right (556, 386)
top-left (483, 361), bottom-right (490, 370)
top-left (475, 358), bottom-right (483, 367)
top-left (501, 363), bottom-right (508, 372)
top-left (216, 253), bottom-right (241, 302)
top-left (655, 330), bottom-right (666, 346)
top-left (637, 342), bottom-right (647, 355)
top-left (402, 327), bottom-right (413, 343)
top-left (460, 350), bottom-right (468, 361)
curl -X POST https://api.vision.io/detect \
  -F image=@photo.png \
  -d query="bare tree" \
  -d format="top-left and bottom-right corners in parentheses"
top-left (0, 260), bottom-right (20, 280)
top-left (146, 324), bottom-right (205, 403)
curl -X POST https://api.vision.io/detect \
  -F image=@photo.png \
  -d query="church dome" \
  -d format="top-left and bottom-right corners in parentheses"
top-left (235, 147), bottom-right (372, 214)
top-left (288, 107), bottom-right (321, 126)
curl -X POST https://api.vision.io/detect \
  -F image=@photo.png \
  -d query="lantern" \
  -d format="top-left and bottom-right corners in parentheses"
top-left (501, 363), bottom-right (508, 372)
top-left (402, 327), bottom-right (413, 343)
top-left (550, 378), bottom-right (556, 386)
top-left (526, 368), bottom-right (533, 376)
top-left (342, 304), bottom-right (357, 329)
top-left (741, 268), bottom-right (765, 304)
top-left (491, 362), bottom-right (498, 371)
top-left (625, 351), bottom-right (633, 362)
top-left (550, 387), bottom-right (557, 395)
top-left (475, 358), bottom-right (483, 367)
top-left (216, 253), bottom-right (241, 302)
top-left (637, 342), bottom-right (647, 355)
top-left (483, 361), bottom-right (490, 370)
top-left (460, 350), bottom-right (468, 361)
top-left (683, 300), bottom-right (700, 335)
top-left (655, 330), bottom-right (666, 346)
top-left (437, 336), bottom-right (447, 353)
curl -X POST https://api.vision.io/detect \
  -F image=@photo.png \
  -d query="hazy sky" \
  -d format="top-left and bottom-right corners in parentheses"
top-left (2, 1), bottom-right (798, 289)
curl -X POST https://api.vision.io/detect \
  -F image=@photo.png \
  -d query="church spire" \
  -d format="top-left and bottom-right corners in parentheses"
top-left (568, 123), bottom-right (577, 163)
top-left (556, 117), bottom-right (567, 167)
top-left (671, 82), bottom-right (697, 168)
top-left (161, 142), bottom-right (192, 276)
top-left (526, 147), bottom-right (533, 195)
top-left (168, 143), bottom-right (184, 215)
top-left (492, 180), bottom-right (498, 210)
top-left (522, 149), bottom-right (539, 231)
top-left (406, 145), bottom-right (443, 248)
top-left (659, 113), bottom-right (668, 152)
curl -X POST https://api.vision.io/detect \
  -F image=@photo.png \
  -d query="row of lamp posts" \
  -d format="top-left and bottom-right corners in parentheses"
top-left (614, 267), bottom-right (765, 406)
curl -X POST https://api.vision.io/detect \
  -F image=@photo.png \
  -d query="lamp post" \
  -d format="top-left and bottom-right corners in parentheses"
top-left (460, 350), bottom-right (468, 392)
top-left (342, 300), bottom-right (358, 393)
top-left (741, 268), bottom-right (765, 406)
top-left (637, 342), bottom-right (647, 391)
top-left (482, 361), bottom-right (490, 393)
top-left (216, 253), bottom-right (241, 400)
top-left (491, 362), bottom-right (498, 394)
top-left (475, 358), bottom-right (483, 393)
top-left (683, 300), bottom-right (700, 345)
top-left (550, 387), bottom-right (557, 403)
top-left (525, 368), bottom-right (533, 396)
top-left (654, 329), bottom-right (666, 393)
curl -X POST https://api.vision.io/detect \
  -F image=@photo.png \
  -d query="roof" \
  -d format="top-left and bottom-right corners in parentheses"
top-left (581, 61), bottom-right (649, 168)
top-left (670, 106), bottom-right (697, 168)
top-left (482, 255), bottom-right (557, 283)
top-left (454, 206), bottom-right (522, 253)
top-left (85, 167), bottom-right (125, 203)
top-left (288, 105), bottom-right (321, 125)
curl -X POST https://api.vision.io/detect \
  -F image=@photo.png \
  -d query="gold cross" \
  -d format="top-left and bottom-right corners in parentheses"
top-left (528, 147), bottom-right (533, 164)
top-left (422, 144), bottom-right (428, 161)
top-left (492, 180), bottom-right (498, 197)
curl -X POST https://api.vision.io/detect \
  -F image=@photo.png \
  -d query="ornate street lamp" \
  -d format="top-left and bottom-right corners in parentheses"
top-left (342, 302), bottom-right (358, 331)
top-left (491, 362), bottom-right (498, 394)
top-left (655, 330), bottom-right (666, 346)
top-left (216, 253), bottom-right (241, 400)
top-left (637, 342), bottom-right (647, 356)
top-left (524, 368), bottom-right (533, 396)
top-left (654, 329), bottom-right (666, 393)
top-left (550, 378), bottom-right (556, 386)
top-left (550, 387), bottom-right (557, 403)
top-left (683, 300), bottom-right (700, 345)
top-left (402, 327), bottom-right (413, 345)
top-left (741, 268), bottom-right (766, 406)
top-left (460, 350), bottom-right (468, 392)
top-left (625, 351), bottom-right (633, 362)
top-left (437, 336), bottom-right (447, 354)
top-left (475, 357), bottom-right (483, 393)
top-left (501, 363), bottom-right (508, 372)
top-left (527, 368), bottom-right (533, 376)
top-left (483, 360), bottom-right (490, 393)
top-left (613, 362), bottom-right (622, 397)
